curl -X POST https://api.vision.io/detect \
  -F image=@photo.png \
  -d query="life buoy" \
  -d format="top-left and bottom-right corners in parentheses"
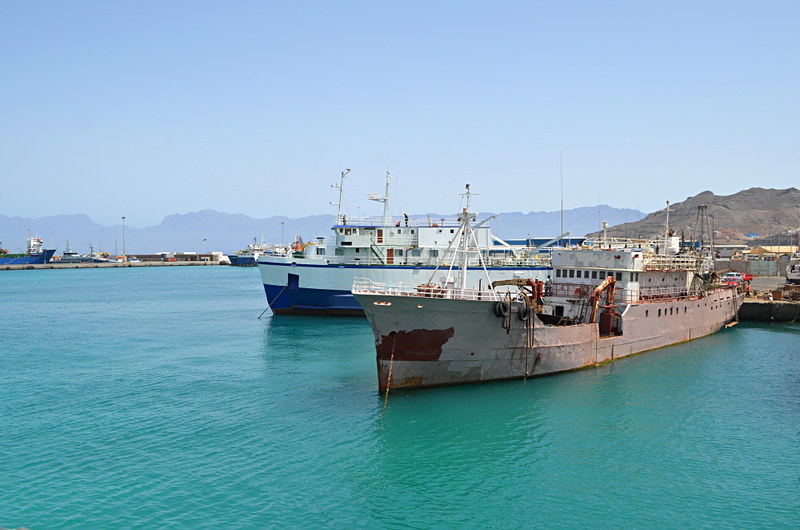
top-left (494, 301), bottom-right (509, 318)
top-left (518, 304), bottom-right (530, 321)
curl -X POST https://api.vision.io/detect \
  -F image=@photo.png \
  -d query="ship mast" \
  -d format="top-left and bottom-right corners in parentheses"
top-left (331, 168), bottom-right (350, 225)
top-left (368, 172), bottom-right (394, 226)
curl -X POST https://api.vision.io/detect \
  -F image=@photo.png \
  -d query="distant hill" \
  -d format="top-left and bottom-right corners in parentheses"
top-left (0, 205), bottom-right (644, 255)
top-left (591, 187), bottom-right (800, 245)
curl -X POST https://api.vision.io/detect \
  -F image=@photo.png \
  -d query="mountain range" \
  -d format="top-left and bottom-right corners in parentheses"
top-left (593, 187), bottom-right (800, 245)
top-left (3, 187), bottom-right (797, 255)
top-left (1, 206), bottom-right (643, 255)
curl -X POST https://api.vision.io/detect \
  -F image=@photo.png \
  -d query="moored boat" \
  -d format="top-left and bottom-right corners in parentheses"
top-left (353, 204), bottom-right (745, 392)
top-left (228, 236), bottom-right (278, 266)
top-left (0, 232), bottom-right (56, 265)
top-left (258, 174), bottom-right (552, 315)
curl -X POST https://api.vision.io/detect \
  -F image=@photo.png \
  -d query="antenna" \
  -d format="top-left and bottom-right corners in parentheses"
top-left (560, 152), bottom-right (564, 246)
top-left (330, 168), bottom-right (350, 224)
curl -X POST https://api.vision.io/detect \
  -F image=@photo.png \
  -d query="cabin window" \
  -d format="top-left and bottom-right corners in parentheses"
top-left (345, 228), bottom-right (352, 235)
top-left (411, 230), bottom-right (415, 234)
top-left (569, 270), bottom-right (574, 278)
top-left (658, 309), bottom-right (661, 316)
top-left (556, 270), bottom-right (562, 278)
top-left (335, 248), bottom-right (344, 256)
top-left (338, 229), bottom-right (344, 234)
top-left (645, 310), bottom-right (649, 317)
top-left (592, 271), bottom-right (598, 279)
top-left (576, 270), bottom-right (582, 278)
top-left (430, 250), bottom-right (438, 257)
top-left (317, 248), bottom-right (325, 255)
top-left (398, 229), bottom-right (401, 234)
top-left (670, 307), bottom-right (673, 315)
top-left (411, 249), bottom-right (421, 257)
top-left (684, 307), bottom-right (687, 313)
top-left (616, 272), bottom-right (622, 280)
top-left (341, 241), bottom-right (352, 246)
top-left (450, 229), bottom-right (455, 233)
top-left (396, 249), bottom-right (404, 256)
top-left (555, 306), bottom-right (564, 317)
top-left (355, 248), bottom-right (359, 253)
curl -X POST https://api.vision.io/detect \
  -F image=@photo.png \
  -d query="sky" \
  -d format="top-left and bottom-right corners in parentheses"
top-left (2, 1), bottom-right (798, 228)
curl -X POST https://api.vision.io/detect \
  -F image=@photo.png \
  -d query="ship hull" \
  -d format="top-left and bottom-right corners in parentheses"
top-left (228, 255), bottom-right (258, 266)
top-left (0, 249), bottom-right (56, 265)
top-left (259, 256), bottom-right (551, 316)
top-left (355, 288), bottom-right (744, 391)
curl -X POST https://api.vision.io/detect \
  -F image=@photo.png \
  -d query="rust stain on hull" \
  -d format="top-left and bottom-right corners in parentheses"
top-left (376, 328), bottom-right (455, 362)
top-left (375, 328), bottom-right (455, 361)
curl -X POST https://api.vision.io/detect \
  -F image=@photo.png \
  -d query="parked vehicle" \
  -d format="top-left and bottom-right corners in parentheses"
top-left (722, 272), bottom-right (744, 285)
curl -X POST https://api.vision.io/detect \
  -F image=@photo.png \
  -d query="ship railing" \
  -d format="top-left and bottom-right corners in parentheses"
top-left (638, 285), bottom-right (702, 301)
top-left (547, 282), bottom-right (701, 304)
top-left (338, 216), bottom-right (463, 228)
top-left (486, 255), bottom-right (552, 268)
top-left (642, 255), bottom-right (702, 271)
top-left (352, 277), bottom-right (501, 301)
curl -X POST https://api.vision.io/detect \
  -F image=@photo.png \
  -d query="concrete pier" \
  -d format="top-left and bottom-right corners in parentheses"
top-left (739, 299), bottom-right (800, 322)
top-left (1, 260), bottom-right (224, 271)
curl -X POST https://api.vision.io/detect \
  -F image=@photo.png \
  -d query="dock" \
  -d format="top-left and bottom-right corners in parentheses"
top-left (739, 299), bottom-right (800, 322)
top-left (1, 260), bottom-right (224, 271)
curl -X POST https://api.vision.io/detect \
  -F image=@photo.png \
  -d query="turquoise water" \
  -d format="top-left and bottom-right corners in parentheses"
top-left (1, 266), bottom-right (798, 528)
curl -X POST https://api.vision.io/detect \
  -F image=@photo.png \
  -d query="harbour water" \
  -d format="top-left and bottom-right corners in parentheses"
top-left (1, 267), bottom-right (798, 528)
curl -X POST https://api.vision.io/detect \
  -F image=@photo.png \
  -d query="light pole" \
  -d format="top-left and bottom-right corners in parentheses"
top-left (281, 221), bottom-right (285, 246)
top-left (121, 216), bottom-right (126, 260)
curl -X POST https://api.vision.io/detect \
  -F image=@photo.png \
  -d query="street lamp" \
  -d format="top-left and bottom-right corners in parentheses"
top-left (121, 216), bottom-right (126, 260)
top-left (281, 221), bottom-right (285, 246)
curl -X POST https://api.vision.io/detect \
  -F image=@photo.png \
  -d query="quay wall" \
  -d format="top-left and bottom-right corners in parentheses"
top-left (1, 261), bottom-right (224, 271)
top-left (739, 299), bottom-right (800, 322)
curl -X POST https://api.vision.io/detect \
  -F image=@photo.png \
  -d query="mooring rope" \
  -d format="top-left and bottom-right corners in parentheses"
top-left (258, 282), bottom-right (289, 319)
top-left (382, 336), bottom-right (397, 414)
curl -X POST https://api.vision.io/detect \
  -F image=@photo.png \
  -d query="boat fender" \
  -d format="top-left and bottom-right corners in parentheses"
top-left (494, 301), bottom-right (509, 318)
top-left (518, 304), bottom-right (529, 321)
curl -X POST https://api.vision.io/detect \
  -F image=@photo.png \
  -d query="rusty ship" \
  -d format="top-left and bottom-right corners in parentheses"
top-left (353, 198), bottom-right (744, 392)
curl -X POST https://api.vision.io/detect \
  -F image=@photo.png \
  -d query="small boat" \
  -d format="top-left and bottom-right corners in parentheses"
top-left (0, 231), bottom-right (56, 265)
top-left (228, 236), bottom-right (276, 266)
top-left (353, 202), bottom-right (745, 392)
top-left (57, 242), bottom-right (110, 264)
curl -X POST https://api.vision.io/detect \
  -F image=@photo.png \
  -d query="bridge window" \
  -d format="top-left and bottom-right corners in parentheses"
top-left (569, 270), bottom-right (574, 278)
top-left (576, 270), bottom-right (582, 278)
top-left (592, 271), bottom-right (598, 279)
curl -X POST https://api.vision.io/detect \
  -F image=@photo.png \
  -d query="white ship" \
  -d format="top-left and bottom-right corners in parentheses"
top-left (258, 173), bottom-right (553, 315)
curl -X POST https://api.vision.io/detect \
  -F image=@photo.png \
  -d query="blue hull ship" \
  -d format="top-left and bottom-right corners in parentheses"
top-left (0, 233), bottom-right (56, 265)
top-left (258, 174), bottom-right (553, 316)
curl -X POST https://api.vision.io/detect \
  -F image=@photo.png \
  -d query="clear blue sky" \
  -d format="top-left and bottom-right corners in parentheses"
top-left (2, 1), bottom-right (798, 228)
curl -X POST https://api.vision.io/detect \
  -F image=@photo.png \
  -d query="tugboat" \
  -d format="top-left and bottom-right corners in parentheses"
top-left (0, 231), bottom-right (56, 265)
top-left (353, 195), bottom-right (744, 392)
